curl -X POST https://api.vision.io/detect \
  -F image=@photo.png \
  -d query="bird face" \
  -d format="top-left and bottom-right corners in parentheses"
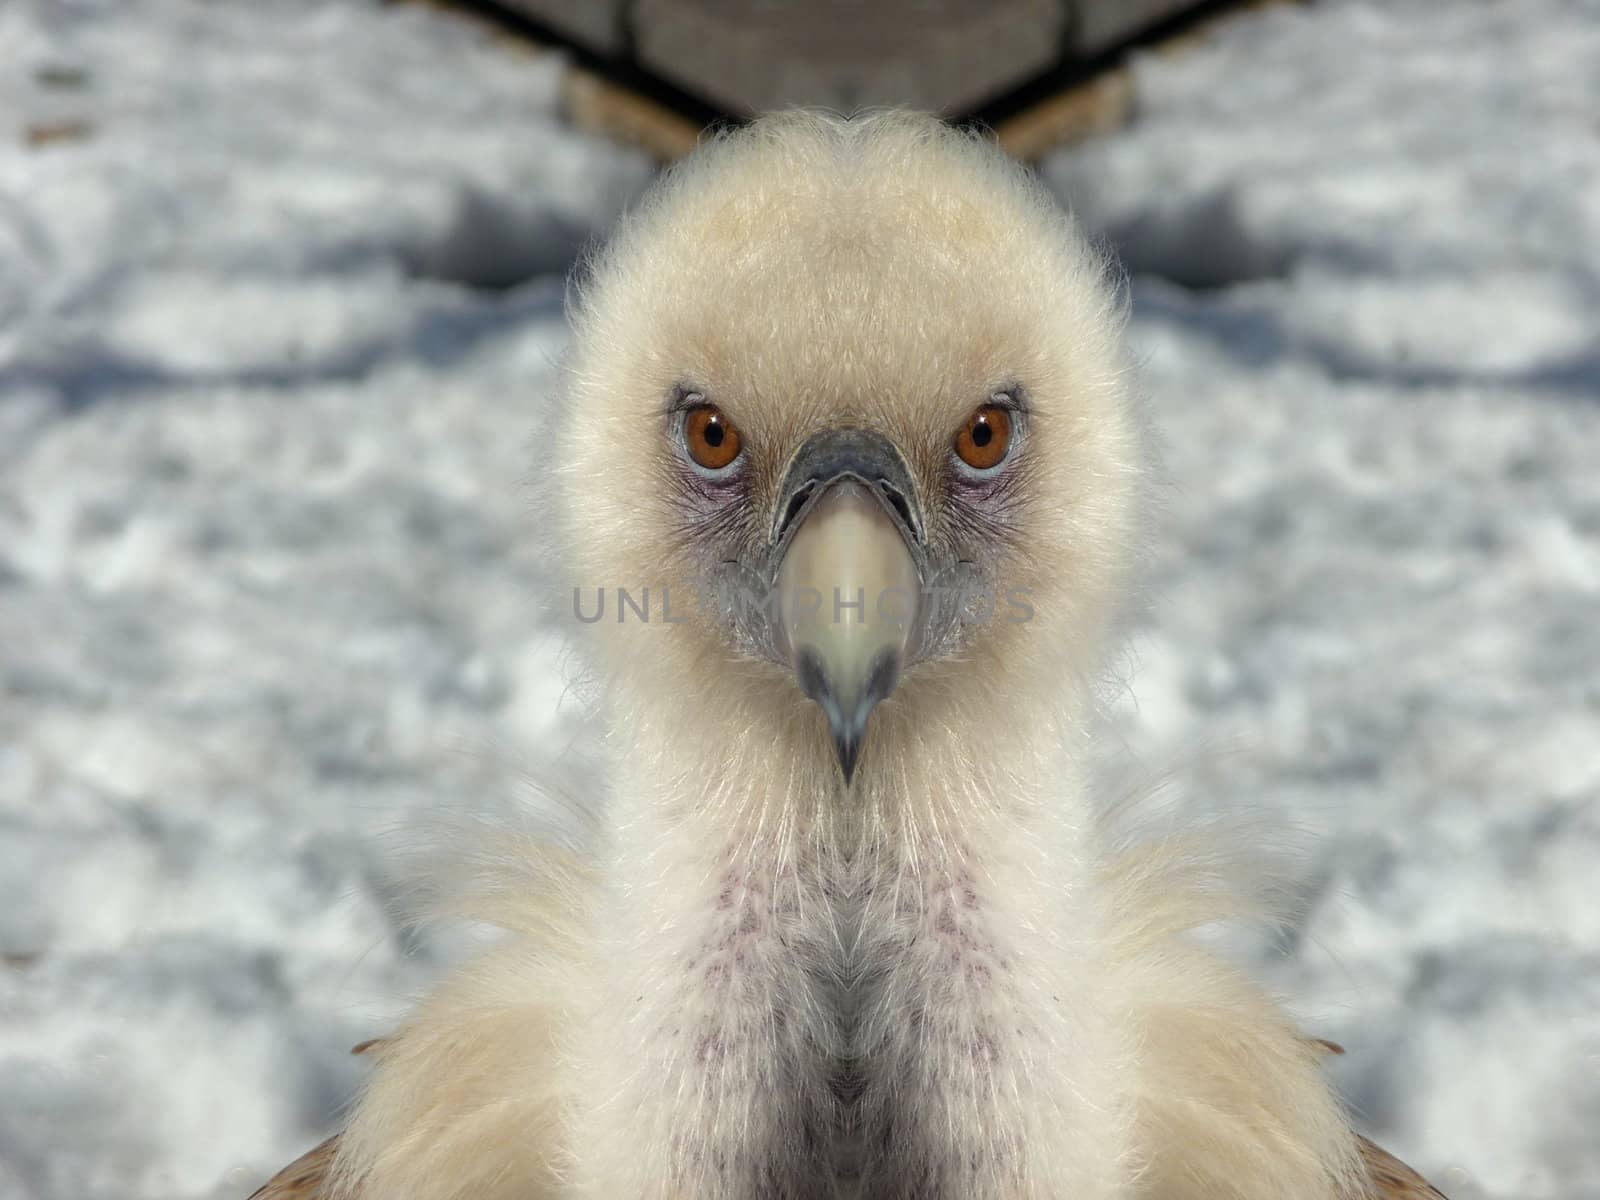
top-left (558, 113), bottom-right (1138, 786)
top-left (659, 387), bottom-right (1028, 784)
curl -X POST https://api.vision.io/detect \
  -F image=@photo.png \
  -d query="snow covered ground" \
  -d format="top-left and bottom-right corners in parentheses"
top-left (1045, 7), bottom-right (1600, 1196)
top-left (0, 1), bottom-right (1595, 1197)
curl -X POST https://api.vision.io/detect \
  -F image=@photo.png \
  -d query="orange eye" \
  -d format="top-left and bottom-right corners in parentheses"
top-left (953, 404), bottom-right (1013, 472)
top-left (683, 405), bottom-right (742, 472)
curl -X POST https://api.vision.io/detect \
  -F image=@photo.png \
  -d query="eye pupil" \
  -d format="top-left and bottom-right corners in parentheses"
top-left (971, 420), bottom-right (992, 448)
top-left (703, 421), bottom-right (725, 448)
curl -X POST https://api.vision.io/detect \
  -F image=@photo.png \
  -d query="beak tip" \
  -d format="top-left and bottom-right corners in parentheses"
top-left (834, 730), bottom-right (862, 785)
top-left (800, 646), bottom-right (904, 787)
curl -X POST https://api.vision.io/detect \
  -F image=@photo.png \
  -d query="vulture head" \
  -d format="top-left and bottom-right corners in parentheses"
top-left (557, 110), bottom-right (1139, 787)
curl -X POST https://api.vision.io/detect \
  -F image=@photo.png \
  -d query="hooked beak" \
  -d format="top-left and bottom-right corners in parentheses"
top-left (772, 431), bottom-right (923, 785)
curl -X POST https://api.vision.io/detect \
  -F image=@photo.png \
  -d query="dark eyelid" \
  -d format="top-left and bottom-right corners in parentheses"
top-left (665, 384), bottom-right (707, 415)
top-left (988, 386), bottom-right (1029, 415)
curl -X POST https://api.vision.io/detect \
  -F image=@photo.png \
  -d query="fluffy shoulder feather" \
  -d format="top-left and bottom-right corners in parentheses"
top-left (320, 836), bottom-right (593, 1200)
top-left (247, 827), bottom-right (1450, 1199)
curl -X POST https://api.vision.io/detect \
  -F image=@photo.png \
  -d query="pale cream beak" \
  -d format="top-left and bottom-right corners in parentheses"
top-left (776, 481), bottom-right (919, 783)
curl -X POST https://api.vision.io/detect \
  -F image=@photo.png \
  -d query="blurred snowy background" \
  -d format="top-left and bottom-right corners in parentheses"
top-left (1, 1), bottom-right (1596, 1197)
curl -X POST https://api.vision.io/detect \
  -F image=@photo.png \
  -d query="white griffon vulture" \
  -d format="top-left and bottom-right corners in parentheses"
top-left (253, 111), bottom-right (1444, 1200)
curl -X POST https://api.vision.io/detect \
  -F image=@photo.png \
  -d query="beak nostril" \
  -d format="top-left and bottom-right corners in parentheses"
top-left (776, 481), bottom-right (817, 543)
top-left (876, 482), bottom-right (919, 544)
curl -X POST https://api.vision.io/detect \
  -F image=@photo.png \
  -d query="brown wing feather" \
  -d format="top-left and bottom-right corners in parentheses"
top-left (248, 1135), bottom-right (339, 1200)
top-left (247, 1040), bottom-right (387, 1198)
top-left (1302, 1037), bottom-right (1447, 1199)
top-left (1359, 1134), bottom-right (1449, 1199)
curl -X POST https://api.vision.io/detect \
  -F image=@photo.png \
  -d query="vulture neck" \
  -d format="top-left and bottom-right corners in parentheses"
top-left (582, 669), bottom-right (1131, 1197)
top-left (606, 673), bottom-right (1102, 909)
